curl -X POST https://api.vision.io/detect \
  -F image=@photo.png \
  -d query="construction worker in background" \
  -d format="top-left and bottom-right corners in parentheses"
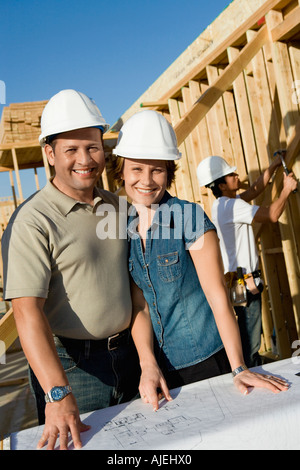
top-left (111, 109), bottom-right (289, 406)
top-left (1, 89), bottom-right (160, 450)
top-left (196, 155), bottom-right (297, 368)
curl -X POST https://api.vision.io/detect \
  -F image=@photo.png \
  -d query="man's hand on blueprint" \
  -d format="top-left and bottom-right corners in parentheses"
top-left (36, 393), bottom-right (90, 450)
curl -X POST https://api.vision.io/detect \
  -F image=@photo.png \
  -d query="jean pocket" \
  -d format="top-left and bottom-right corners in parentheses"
top-left (57, 349), bottom-right (80, 373)
top-left (157, 251), bottom-right (181, 282)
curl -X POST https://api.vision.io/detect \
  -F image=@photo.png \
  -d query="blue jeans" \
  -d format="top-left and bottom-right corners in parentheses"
top-left (29, 332), bottom-right (140, 424)
top-left (234, 291), bottom-right (262, 368)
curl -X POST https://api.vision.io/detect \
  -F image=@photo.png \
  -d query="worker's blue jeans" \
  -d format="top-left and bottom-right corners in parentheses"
top-left (234, 291), bottom-right (262, 368)
top-left (29, 334), bottom-right (140, 424)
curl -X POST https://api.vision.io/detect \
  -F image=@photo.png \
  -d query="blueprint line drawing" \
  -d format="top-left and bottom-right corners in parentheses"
top-left (103, 411), bottom-right (202, 447)
top-left (91, 382), bottom-right (226, 450)
top-left (11, 359), bottom-right (300, 450)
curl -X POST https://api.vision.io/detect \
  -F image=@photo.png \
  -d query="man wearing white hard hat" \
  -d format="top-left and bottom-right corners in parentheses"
top-left (1, 89), bottom-right (141, 449)
top-left (197, 155), bottom-right (297, 367)
top-left (111, 110), bottom-right (289, 407)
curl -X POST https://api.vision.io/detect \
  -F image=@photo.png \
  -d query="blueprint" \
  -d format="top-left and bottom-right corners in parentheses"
top-left (10, 358), bottom-right (300, 450)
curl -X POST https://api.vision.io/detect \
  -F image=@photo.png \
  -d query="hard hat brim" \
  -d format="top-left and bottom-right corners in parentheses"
top-left (39, 122), bottom-right (110, 147)
top-left (199, 165), bottom-right (237, 186)
top-left (112, 148), bottom-right (182, 161)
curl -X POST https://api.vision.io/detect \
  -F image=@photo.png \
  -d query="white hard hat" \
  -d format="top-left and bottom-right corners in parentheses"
top-left (112, 110), bottom-right (181, 160)
top-left (39, 89), bottom-right (109, 147)
top-left (196, 156), bottom-right (237, 186)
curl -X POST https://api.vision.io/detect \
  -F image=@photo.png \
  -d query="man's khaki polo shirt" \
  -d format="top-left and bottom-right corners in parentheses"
top-left (2, 181), bottom-right (132, 340)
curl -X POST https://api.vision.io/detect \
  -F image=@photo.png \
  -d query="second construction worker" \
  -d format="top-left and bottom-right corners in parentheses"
top-left (197, 154), bottom-right (297, 367)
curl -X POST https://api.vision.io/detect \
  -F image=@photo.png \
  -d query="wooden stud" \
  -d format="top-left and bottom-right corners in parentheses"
top-left (259, 227), bottom-right (293, 358)
top-left (11, 148), bottom-right (24, 203)
top-left (41, 147), bottom-right (51, 180)
top-left (0, 308), bottom-right (18, 354)
top-left (34, 168), bottom-right (40, 191)
top-left (181, 86), bottom-right (202, 203)
top-left (227, 46), bottom-right (261, 185)
top-left (206, 65), bottom-right (233, 162)
top-left (246, 30), bottom-right (281, 162)
top-left (9, 170), bottom-right (17, 209)
top-left (188, 80), bottom-right (215, 213)
top-left (168, 98), bottom-right (194, 202)
top-left (222, 88), bottom-right (247, 184)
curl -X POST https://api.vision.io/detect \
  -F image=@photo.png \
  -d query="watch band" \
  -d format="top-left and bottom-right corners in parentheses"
top-left (232, 364), bottom-right (248, 377)
top-left (45, 385), bottom-right (72, 403)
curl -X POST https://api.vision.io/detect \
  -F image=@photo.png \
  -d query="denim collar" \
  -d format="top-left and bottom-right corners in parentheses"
top-left (127, 191), bottom-right (174, 237)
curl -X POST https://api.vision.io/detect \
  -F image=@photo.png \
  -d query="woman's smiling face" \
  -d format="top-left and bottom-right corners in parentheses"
top-left (122, 158), bottom-right (168, 207)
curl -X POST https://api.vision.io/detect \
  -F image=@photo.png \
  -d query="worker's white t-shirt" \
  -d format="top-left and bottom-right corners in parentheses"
top-left (211, 196), bottom-right (260, 274)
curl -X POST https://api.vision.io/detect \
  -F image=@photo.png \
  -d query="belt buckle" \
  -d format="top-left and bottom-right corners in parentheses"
top-left (108, 333), bottom-right (119, 351)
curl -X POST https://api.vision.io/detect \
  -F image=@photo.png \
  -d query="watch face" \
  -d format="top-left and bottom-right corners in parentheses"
top-left (51, 387), bottom-right (64, 401)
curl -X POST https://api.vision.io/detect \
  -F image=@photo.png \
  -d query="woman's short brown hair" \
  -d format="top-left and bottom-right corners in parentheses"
top-left (110, 155), bottom-right (178, 190)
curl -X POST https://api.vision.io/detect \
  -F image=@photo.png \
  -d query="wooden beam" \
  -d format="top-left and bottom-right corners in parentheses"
top-left (103, 132), bottom-right (119, 140)
top-left (0, 141), bottom-right (40, 151)
top-left (174, 25), bottom-right (269, 146)
top-left (0, 162), bottom-right (44, 173)
top-left (0, 308), bottom-right (18, 357)
top-left (140, 101), bottom-right (169, 109)
top-left (270, 6), bottom-right (300, 42)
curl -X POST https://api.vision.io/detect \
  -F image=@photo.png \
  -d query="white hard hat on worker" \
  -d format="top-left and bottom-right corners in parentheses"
top-left (39, 89), bottom-right (109, 147)
top-left (112, 110), bottom-right (181, 207)
top-left (196, 156), bottom-right (237, 187)
top-left (113, 110), bottom-right (181, 161)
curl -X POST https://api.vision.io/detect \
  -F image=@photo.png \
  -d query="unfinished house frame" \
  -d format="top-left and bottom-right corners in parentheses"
top-left (1, 0), bottom-right (300, 363)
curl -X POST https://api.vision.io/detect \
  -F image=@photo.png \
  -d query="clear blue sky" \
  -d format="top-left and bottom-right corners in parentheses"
top-left (0, 0), bottom-right (231, 199)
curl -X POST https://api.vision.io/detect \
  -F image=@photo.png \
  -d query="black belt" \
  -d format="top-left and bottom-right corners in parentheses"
top-left (54, 328), bottom-right (131, 352)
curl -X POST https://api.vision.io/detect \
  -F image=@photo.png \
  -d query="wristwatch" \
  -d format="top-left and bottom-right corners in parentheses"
top-left (232, 364), bottom-right (248, 377)
top-left (45, 385), bottom-right (72, 403)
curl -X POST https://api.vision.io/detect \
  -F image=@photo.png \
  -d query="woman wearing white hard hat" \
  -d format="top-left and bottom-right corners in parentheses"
top-left (112, 110), bottom-right (289, 408)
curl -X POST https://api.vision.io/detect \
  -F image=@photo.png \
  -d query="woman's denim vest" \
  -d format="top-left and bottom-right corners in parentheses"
top-left (128, 192), bottom-right (223, 371)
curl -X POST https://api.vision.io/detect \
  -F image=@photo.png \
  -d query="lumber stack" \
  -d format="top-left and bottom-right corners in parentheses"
top-left (0, 101), bottom-right (47, 168)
